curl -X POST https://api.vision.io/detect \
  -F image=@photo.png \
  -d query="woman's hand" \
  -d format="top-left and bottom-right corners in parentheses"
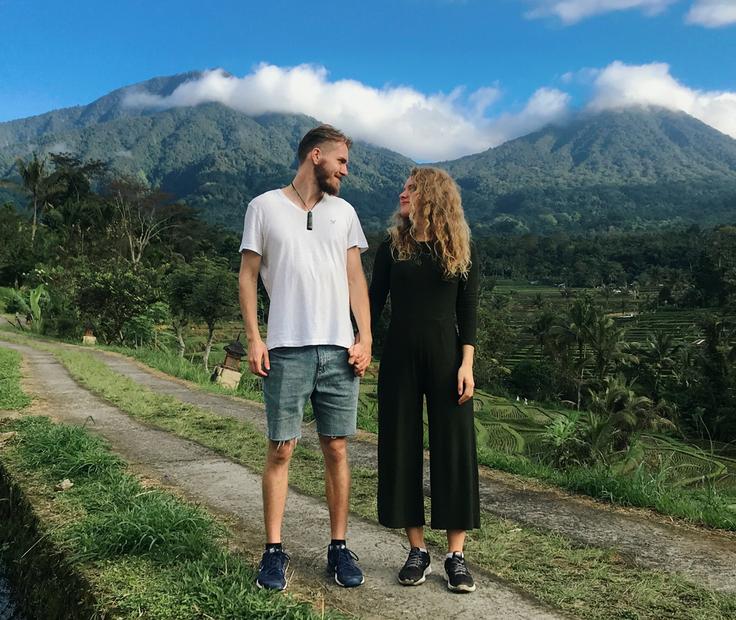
top-left (457, 363), bottom-right (475, 405)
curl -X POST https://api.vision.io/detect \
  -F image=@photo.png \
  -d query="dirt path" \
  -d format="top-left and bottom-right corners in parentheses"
top-left (71, 343), bottom-right (736, 594)
top-left (0, 339), bottom-right (562, 620)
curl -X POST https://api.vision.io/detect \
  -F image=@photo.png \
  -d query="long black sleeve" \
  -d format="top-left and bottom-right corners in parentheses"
top-left (369, 239), bottom-right (392, 335)
top-left (456, 243), bottom-right (480, 346)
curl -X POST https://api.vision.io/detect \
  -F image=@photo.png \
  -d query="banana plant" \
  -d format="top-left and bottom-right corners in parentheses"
top-left (0, 284), bottom-right (49, 332)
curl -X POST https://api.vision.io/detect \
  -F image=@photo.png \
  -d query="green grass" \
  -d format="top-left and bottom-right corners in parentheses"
top-left (0, 346), bottom-right (31, 410)
top-left (4, 326), bottom-right (735, 531)
top-left (12, 337), bottom-right (736, 620)
top-left (104, 344), bottom-right (264, 402)
top-left (475, 446), bottom-right (736, 530)
top-left (0, 415), bottom-right (346, 620)
top-left (423, 508), bottom-right (736, 620)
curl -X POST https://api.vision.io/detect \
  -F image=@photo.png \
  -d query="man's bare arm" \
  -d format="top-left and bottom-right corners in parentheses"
top-left (346, 246), bottom-right (372, 374)
top-left (239, 250), bottom-right (269, 376)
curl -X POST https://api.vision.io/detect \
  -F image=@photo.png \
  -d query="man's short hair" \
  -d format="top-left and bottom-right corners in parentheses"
top-left (297, 124), bottom-right (353, 162)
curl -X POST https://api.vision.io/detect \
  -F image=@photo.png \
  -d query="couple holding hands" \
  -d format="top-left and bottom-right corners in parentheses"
top-left (238, 124), bottom-right (480, 595)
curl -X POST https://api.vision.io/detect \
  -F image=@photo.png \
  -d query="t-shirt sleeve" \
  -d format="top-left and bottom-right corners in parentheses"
top-left (456, 242), bottom-right (480, 346)
top-left (347, 208), bottom-right (369, 253)
top-left (239, 201), bottom-right (263, 255)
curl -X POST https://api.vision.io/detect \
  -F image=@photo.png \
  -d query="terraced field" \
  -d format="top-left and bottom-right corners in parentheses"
top-left (492, 280), bottom-right (729, 369)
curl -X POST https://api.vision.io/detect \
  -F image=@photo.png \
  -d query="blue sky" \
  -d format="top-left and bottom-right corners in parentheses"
top-left (0, 0), bottom-right (734, 159)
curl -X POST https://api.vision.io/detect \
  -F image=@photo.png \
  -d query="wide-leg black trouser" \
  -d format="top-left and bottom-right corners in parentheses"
top-left (377, 321), bottom-right (480, 530)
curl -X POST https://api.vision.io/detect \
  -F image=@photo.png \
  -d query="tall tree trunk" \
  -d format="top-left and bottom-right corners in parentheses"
top-left (31, 197), bottom-right (38, 243)
top-left (173, 321), bottom-right (186, 358)
top-left (203, 325), bottom-right (215, 372)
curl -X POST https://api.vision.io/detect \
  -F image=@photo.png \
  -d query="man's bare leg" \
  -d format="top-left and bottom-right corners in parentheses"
top-left (263, 439), bottom-right (295, 542)
top-left (319, 435), bottom-right (350, 539)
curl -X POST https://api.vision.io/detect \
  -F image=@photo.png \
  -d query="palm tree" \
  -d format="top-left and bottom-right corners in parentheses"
top-left (589, 374), bottom-right (675, 452)
top-left (550, 295), bottom-right (595, 409)
top-left (586, 312), bottom-right (627, 386)
top-left (12, 153), bottom-right (58, 242)
top-left (637, 330), bottom-right (679, 402)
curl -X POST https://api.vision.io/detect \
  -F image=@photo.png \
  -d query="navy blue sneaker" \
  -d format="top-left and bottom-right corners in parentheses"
top-left (327, 543), bottom-right (364, 587)
top-left (256, 547), bottom-right (290, 591)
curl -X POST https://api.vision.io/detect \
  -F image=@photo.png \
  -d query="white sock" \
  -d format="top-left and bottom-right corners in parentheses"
top-left (446, 551), bottom-right (463, 560)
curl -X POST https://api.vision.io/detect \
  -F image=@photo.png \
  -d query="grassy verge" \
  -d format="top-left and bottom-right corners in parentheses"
top-left (103, 344), bottom-right (264, 402)
top-left (0, 416), bottom-right (345, 620)
top-left (89, 338), bottom-right (736, 531)
top-left (476, 447), bottom-right (736, 531)
top-left (17, 339), bottom-right (736, 620)
top-left (0, 346), bottom-right (31, 410)
top-left (2, 327), bottom-right (735, 530)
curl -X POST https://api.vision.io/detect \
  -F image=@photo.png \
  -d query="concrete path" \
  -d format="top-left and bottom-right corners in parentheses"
top-left (71, 342), bottom-right (736, 594)
top-left (0, 339), bottom-right (563, 620)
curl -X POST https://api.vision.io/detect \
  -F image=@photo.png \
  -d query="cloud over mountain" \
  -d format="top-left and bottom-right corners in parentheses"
top-left (588, 61), bottom-right (736, 139)
top-left (123, 65), bottom-right (570, 161)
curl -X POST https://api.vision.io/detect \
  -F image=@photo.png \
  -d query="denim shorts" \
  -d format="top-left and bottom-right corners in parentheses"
top-left (262, 345), bottom-right (359, 441)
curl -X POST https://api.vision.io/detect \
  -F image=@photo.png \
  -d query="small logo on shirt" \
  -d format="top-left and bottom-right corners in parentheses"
top-left (330, 219), bottom-right (336, 224)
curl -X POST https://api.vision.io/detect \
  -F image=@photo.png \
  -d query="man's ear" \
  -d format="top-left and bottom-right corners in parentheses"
top-left (310, 147), bottom-right (322, 165)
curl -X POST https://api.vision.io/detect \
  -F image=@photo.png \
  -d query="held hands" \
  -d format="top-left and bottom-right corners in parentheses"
top-left (457, 363), bottom-right (475, 405)
top-left (348, 334), bottom-right (372, 377)
top-left (248, 338), bottom-right (270, 377)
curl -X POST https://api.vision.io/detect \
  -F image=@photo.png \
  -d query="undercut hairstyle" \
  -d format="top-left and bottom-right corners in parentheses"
top-left (297, 124), bottom-right (353, 162)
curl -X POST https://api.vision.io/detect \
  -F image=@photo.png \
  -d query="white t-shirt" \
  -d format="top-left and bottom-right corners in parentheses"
top-left (240, 189), bottom-right (368, 350)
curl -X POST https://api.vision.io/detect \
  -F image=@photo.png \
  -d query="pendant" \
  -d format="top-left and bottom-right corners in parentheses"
top-left (307, 211), bottom-right (313, 231)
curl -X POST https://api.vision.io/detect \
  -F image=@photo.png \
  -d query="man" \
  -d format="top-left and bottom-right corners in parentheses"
top-left (239, 124), bottom-right (372, 591)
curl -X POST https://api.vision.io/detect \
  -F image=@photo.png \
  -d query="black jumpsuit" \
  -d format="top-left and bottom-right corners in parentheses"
top-left (369, 239), bottom-right (481, 531)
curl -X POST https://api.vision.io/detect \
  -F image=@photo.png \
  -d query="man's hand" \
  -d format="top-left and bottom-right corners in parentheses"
top-left (248, 338), bottom-right (270, 377)
top-left (457, 364), bottom-right (475, 405)
top-left (348, 334), bottom-right (372, 377)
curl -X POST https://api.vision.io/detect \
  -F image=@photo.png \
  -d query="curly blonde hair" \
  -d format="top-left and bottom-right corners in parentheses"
top-left (388, 167), bottom-right (471, 278)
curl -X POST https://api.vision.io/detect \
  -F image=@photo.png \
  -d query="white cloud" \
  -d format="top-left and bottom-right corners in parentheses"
top-left (524, 0), bottom-right (676, 24)
top-left (123, 65), bottom-right (570, 161)
top-left (588, 61), bottom-right (736, 138)
top-left (686, 0), bottom-right (736, 27)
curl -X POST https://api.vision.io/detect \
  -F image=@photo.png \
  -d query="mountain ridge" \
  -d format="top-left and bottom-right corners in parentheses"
top-left (2, 72), bottom-right (735, 233)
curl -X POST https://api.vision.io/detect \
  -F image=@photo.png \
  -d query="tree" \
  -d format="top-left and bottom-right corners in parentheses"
top-left (686, 316), bottom-right (736, 442)
top-left (633, 330), bottom-right (679, 404)
top-left (2, 153), bottom-right (59, 242)
top-left (589, 374), bottom-right (674, 453)
top-left (550, 295), bottom-right (595, 409)
top-left (108, 178), bottom-right (177, 269)
top-left (76, 260), bottom-right (157, 343)
top-left (188, 256), bottom-right (239, 371)
top-left (165, 261), bottom-right (197, 358)
top-left (586, 312), bottom-right (627, 386)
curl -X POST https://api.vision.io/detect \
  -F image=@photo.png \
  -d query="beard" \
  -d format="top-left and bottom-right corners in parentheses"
top-left (315, 162), bottom-right (340, 196)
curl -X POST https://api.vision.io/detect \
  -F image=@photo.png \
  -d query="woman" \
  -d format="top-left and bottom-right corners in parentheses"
top-left (369, 166), bottom-right (480, 593)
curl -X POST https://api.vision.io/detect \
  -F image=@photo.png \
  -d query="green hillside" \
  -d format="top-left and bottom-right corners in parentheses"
top-left (2, 72), bottom-right (736, 232)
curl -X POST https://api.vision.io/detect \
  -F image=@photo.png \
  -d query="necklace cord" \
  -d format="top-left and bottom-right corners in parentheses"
top-left (291, 182), bottom-right (315, 231)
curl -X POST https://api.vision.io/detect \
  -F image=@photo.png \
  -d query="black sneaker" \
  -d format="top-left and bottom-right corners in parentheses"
top-left (256, 547), bottom-right (290, 591)
top-left (327, 543), bottom-right (365, 587)
top-left (444, 552), bottom-right (476, 593)
top-left (398, 547), bottom-right (431, 585)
